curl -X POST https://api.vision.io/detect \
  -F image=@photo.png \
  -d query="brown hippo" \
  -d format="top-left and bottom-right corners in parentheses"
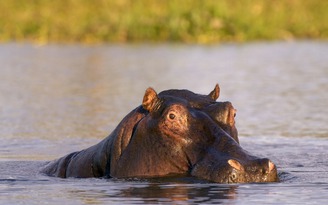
top-left (42, 85), bottom-right (278, 183)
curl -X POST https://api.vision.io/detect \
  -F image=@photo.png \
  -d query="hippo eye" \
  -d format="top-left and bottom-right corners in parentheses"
top-left (169, 113), bottom-right (176, 120)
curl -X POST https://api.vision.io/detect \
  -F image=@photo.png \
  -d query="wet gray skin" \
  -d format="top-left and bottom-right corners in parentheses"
top-left (42, 85), bottom-right (278, 183)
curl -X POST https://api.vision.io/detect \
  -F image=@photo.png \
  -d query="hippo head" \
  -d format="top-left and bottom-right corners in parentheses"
top-left (111, 87), bottom-right (278, 183)
top-left (159, 84), bottom-right (239, 144)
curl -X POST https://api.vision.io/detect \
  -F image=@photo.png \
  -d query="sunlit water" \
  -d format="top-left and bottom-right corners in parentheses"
top-left (0, 41), bottom-right (327, 204)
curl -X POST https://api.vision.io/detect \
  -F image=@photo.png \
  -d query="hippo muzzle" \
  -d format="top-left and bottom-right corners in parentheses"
top-left (192, 157), bottom-right (278, 184)
top-left (186, 108), bottom-right (278, 183)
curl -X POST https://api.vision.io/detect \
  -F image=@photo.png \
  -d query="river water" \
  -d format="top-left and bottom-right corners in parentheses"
top-left (0, 41), bottom-right (327, 204)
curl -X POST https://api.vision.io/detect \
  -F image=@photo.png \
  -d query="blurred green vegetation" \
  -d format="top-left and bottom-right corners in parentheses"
top-left (0, 0), bottom-right (327, 44)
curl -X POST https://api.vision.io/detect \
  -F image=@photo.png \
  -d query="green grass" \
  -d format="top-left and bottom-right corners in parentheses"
top-left (0, 0), bottom-right (327, 44)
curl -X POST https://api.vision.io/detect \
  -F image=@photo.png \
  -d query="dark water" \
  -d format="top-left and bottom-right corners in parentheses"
top-left (0, 42), bottom-right (327, 204)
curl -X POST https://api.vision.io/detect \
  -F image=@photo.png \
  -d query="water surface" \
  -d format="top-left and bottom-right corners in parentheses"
top-left (0, 42), bottom-right (327, 204)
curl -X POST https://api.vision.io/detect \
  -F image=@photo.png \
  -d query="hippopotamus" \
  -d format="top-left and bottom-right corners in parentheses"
top-left (42, 85), bottom-right (278, 183)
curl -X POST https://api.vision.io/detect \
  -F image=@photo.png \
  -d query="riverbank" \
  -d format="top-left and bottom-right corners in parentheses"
top-left (0, 0), bottom-right (327, 44)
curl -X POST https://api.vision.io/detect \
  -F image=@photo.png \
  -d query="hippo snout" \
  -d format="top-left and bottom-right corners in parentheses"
top-left (225, 158), bottom-right (278, 183)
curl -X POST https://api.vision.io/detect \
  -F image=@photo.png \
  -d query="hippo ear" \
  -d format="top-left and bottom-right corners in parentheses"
top-left (208, 84), bottom-right (220, 101)
top-left (142, 87), bottom-right (159, 112)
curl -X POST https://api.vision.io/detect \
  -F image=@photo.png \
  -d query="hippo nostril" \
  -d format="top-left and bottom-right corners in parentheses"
top-left (268, 160), bottom-right (275, 173)
top-left (228, 159), bottom-right (244, 171)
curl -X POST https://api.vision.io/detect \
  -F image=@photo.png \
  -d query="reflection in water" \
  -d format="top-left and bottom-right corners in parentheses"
top-left (67, 180), bottom-right (238, 204)
top-left (118, 184), bottom-right (237, 204)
